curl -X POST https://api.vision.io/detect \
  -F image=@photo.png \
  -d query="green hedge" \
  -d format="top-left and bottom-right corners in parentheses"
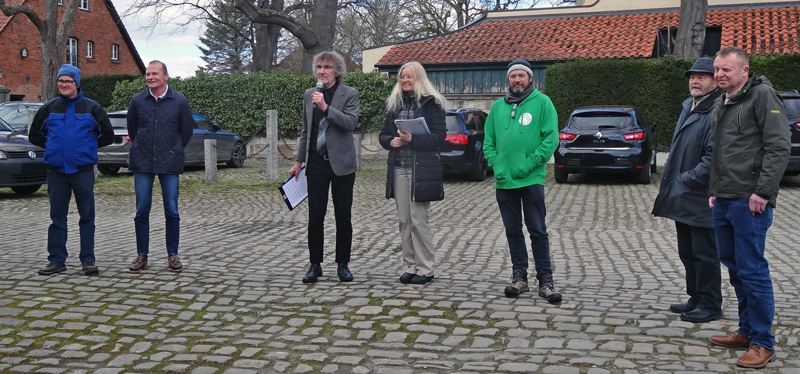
top-left (81, 74), bottom-right (140, 108)
top-left (110, 70), bottom-right (395, 140)
top-left (544, 54), bottom-right (800, 151)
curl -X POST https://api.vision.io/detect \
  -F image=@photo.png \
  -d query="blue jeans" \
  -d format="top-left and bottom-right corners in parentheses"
top-left (496, 184), bottom-right (553, 279)
top-left (713, 198), bottom-right (774, 350)
top-left (46, 168), bottom-right (96, 265)
top-left (134, 173), bottom-right (180, 257)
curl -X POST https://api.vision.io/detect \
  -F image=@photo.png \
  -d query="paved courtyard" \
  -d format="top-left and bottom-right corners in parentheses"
top-left (0, 160), bottom-right (798, 374)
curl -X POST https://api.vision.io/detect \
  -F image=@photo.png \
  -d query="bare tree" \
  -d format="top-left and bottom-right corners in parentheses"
top-left (235, 0), bottom-right (338, 74)
top-left (674, 0), bottom-right (708, 58)
top-left (1, 0), bottom-right (81, 101)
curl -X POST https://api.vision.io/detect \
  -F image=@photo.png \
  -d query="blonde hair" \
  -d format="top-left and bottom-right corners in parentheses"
top-left (386, 62), bottom-right (449, 113)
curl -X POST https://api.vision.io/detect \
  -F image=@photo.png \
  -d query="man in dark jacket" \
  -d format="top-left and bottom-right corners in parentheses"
top-left (29, 64), bottom-right (114, 276)
top-left (707, 47), bottom-right (790, 369)
top-left (653, 57), bottom-right (723, 323)
top-left (126, 60), bottom-right (194, 274)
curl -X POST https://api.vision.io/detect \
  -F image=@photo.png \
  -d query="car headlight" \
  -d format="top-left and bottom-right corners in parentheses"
top-left (0, 151), bottom-right (8, 160)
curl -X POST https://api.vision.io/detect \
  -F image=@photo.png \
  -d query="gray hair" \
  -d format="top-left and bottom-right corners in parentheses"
top-left (148, 60), bottom-right (169, 75)
top-left (313, 51), bottom-right (346, 82)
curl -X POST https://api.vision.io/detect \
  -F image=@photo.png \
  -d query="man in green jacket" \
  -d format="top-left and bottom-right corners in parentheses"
top-left (707, 46), bottom-right (790, 369)
top-left (484, 58), bottom-right (561, 303)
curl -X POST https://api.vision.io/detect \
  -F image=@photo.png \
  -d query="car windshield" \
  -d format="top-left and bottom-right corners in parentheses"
top-left (0, 105), bottom-right (34, 130)
top-left (570, 112), bottom-right (633, 130)
top-left (784, 98), bottom-right (800, 119)
top-left (0, 117), bottom-right (12, 131)
top-left (445, 115), bottom-right (463, 132)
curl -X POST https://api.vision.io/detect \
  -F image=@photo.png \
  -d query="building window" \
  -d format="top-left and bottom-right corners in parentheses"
top-left (111, 44), bottom-right (119, 61)
top-left (66, 38), bottom-right (79, 67)
top-left (79, 0), bottom-right (89, 10)
top-left (86, 41), bottom-right (94, 58)
top-left (58, 0), bottom-right (63, 5)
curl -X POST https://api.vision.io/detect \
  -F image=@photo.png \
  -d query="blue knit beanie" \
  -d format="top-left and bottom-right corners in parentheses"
top-left (57, 64), bottom-right (81, 87)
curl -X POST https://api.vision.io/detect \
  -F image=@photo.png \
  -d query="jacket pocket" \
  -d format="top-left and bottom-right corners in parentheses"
top-left (495, 151), bottom-right (529, 180)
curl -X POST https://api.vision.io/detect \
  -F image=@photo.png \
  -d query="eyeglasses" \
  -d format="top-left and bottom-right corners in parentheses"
top-left (399, 75), bottom-right (414, 81)
top-left (57, 79), bottom-right (75, 86)
top-left (511, 103), bottom-right (518, 119)
top-left (315, 65), bottom-right (334, 70)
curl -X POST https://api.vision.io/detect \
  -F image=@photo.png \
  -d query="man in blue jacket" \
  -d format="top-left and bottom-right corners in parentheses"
top-left (126, 60), bottom-right (194, 274)
top-left (29, 64), bottom-right (114, 276)
top-left (652, 57), bottom-right (723, 323)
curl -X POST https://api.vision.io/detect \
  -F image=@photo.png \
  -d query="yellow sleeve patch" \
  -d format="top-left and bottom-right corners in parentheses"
top-left (771, 110), bottom-right (781, 113)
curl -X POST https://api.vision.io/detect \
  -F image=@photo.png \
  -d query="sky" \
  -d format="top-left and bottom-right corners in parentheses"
top-left (113, 0), bottom-right (206, 78)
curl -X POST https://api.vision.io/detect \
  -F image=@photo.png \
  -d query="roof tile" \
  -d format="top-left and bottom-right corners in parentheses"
top-left (377, 6), bottom-right (800, 66)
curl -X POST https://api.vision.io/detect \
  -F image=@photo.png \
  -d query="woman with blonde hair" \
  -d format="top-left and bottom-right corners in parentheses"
top-left (379, 61), bottom-right (448, 284)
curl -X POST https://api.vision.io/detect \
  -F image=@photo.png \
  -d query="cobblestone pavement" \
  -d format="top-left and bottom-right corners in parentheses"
top-left (1, 161), bottom-right (799, 374)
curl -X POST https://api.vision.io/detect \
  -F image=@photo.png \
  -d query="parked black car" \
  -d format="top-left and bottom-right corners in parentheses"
top-left (0, 102), bottom-right (41, 134)
top-left (554, 106), bottom-right (657, 184)
top-left (440, 108), bottom-right (491, 181)
top-left (0, 117), bottom-right (47, 194)
top-left (779, 90), bottom-right (800, 176)
top-left (97, 110), bottom-right (247, 175)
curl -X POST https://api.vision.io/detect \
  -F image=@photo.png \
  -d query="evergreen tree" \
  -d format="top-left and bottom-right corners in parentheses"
top-left (198, 0), bottom-right (254, 75)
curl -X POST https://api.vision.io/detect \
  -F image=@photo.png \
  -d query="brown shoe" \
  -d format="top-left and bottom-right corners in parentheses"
top-left (710, 331), bottom-right (751, 348)
top-left (129, 256), bottom-right (148, 273)
top-left (737, 344), bottom-right (776, 368)
top-left (168, 255), bottom-right (183, 272)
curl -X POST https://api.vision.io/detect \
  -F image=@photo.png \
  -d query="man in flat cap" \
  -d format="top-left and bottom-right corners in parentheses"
top-left (653, 57), bottom-right (723, 323)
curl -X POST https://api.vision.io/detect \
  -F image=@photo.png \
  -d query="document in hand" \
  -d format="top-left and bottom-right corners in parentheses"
top-left (394, 117), bottom-right (430, 136)
top-left (278, 168), bottom-right (308, 210)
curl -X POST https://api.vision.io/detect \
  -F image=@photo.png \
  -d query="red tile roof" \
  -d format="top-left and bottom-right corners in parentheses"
top-left (376, 5), bottom-right (800, 66)
top-left (0, 0), bottom-right (26, 33)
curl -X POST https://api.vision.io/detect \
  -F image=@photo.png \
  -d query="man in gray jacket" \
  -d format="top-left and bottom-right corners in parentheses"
top-left (707, 46), bottom-right (790, 369)
top-left (653, 57), bottom-right (723, 323)
top-left (289, 51), bottom-right (359, 284)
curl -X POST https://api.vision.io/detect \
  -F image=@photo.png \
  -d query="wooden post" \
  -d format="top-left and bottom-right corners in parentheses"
top-left (265, 109), bottom-right (279, 183)
top-left (205, 138), bottom-right (217, 184)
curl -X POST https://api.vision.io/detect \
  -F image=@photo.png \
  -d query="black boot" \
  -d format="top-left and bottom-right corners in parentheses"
top-left (337, 263), bottom-right (353, 282)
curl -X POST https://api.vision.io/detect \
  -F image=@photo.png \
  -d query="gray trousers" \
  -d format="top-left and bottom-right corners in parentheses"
top-left (393, 167), bottom-right (436, 277)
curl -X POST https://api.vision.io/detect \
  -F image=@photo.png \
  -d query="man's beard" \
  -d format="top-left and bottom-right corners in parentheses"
top-left (511, 84), bottom-right (530, 94)
top-left (690, 87), bottom-right (708, 98)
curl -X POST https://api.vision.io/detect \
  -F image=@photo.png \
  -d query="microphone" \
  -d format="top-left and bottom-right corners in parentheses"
top-left (314, 80), bottom-right (323, 108)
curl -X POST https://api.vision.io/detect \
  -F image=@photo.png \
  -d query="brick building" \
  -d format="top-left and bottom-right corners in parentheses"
top-left (0, 0), bottom-right (145, 101)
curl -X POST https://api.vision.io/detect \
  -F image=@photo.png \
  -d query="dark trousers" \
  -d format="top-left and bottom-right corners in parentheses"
top-left (675, 221), bottom-right (722, 313)
top-left (46, 168), bottom-right (96, 265)
top-left (496, 184), bottom-right (552, 279)
top-left (306, 152), bottom-right (355, 264)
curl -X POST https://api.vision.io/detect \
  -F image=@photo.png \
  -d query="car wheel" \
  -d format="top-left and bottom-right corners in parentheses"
top-left (554, 167), bottom-right (568, 183)
top-left (650, 150), bottom-right (657, 173)
top-left (227, 142), bottom-right (246, 168)
top-left (97, 166), bottom-right (120, 175)
top-left (11, 184), bottom-right (41, 195)
top-left (468, 153), bottom-right (488, 181)
top-left (636, 163), bottom-right (652, 184)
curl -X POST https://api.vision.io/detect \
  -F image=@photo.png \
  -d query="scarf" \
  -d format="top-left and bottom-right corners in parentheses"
top-left (504, 83), bottom-right (535, 104)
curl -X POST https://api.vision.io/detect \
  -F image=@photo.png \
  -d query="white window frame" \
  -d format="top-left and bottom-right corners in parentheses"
top-left (86, 41), bottom-right (93, 58)
top-left (111, 44), bottom-right (119, 61)
top-left (79, 0), bottom-right (89, 10)
top-left (66, 38), bottom-right (79, 67)
top-left (58, 0), bottom-right (63, 5)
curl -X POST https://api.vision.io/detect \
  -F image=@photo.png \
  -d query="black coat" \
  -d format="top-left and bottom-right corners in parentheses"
top-left (379, 95), bottom-right (446, 202)
top-left (652, 88), bottom-right (722, 228)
